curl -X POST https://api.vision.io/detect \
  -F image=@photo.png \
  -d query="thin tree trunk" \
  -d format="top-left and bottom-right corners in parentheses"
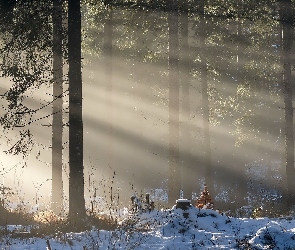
top-left (168, 0), bottom-right (181, 205)
top-left (180, 2), bottom-right (193, 200)
top-left (200, 0), bottom-right (213, 196)
top-left (104, 4), bottom-right (114, 203)
top-left (52, 0), bottom-right (63, 214)
top-left (280, 0), bottom-right (295, 208)
top-left (68, 0), bottom-right (85, 218)
top-left (277, 16), bottom-right (288, 210)
top-left (235, 0), bottom-right (247, 210)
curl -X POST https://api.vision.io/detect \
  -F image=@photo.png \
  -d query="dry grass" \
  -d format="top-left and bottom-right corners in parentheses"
top-left (29, 209), bottom-right (118, 237)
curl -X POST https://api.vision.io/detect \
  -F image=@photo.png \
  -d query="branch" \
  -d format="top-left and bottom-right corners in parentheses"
top-left (14, 89), bottom-right (69, 115)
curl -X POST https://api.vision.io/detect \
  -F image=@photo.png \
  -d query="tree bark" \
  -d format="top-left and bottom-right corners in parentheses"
top-left (278, 18), bottom-right (288, 208)
top-left (51, 0), bottom-right (64, 215)
top-left (280, 0), bottom-right (295, 208)
top-left (168, 0), bottom-right (181, 205)
top-left (104, 3), bottom-right (114, 203)
top-left (234, 0), bottom-right (247, 210)
top-left (68, 0), bottom-right (85, 218)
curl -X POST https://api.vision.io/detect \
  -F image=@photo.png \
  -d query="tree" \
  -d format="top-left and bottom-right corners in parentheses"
top-left (179, 0), bottom-right (193, 200)
top-left (51, 0), bottom-right (64, 214)
top-left (0, 0), bottom-right (53, 150)
top-left (104, 2), bottom-right (114, 203)
top-left (68, 0), bottom-right (85, 218)
top-left (199, 0), bottom-right (213, 196)
top-left (231, 0), bottom-right (247, 211)
top-left (280, 0), bottom-right (295, 207)
top-left (0, 0), bottom-right (73, 212)
top-left (0, 0), bottom-right (68, 210)
top-left (167, 0), bottom-right (181, 205)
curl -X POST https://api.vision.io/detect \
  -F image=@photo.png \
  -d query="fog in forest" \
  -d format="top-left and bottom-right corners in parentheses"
top-left (0, 2), bottom-right (291, 214)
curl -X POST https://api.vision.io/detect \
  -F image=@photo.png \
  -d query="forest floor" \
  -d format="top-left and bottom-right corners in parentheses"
top-left (0, 204), bottom-right (295, 249)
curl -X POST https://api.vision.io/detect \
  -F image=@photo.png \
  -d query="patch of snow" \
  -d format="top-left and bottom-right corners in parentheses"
top-left (1, 206), bottom-right (295, 249)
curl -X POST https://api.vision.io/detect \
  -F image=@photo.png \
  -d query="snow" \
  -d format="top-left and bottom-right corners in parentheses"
top-left (1, 206), bottom-right (295, 249)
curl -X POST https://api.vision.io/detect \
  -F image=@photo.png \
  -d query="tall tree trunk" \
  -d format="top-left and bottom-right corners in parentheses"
top-left (51, 0), bottom-right (64, 214)
top-left (235, 0), bottom-right (247, 210)
top-left (278, 17), bottom-right (288, 209)
top-left (104, 3), bottom-right (114, 203)
top-left (180, 2), bottom-right (193, 200)
top-left (168, 0), bottom-right (181, 205)
top-left (280, 0), bottom-right (295, 208)
top-left (200, 0), bottom-right (213, 196)
top-left (68, 0), bottom-right (85, 218)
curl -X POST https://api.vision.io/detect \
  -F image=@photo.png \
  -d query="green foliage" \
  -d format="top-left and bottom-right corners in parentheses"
top-left (82, 0), bottom-right (106, 58)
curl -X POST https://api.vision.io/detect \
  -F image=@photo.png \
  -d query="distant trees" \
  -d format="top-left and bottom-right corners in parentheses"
top-left (84, 0), bottom-right (294, 211)
top-left (1, 0), bottom-right (295, 215)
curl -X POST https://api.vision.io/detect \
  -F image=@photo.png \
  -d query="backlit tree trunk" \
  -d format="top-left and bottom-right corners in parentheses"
top-left (168, 0), bottom-right (181, 205)
top-left (200, 0), bottom-right (213, 196)
top-left (180, 1), bottom-right (193, 200)
top-left (51, 0), bottom-right (64, 214)
top-left (104, 3), bottom-right (114, 203)
top-left (280, 0), bottom-right (295, 207)
top-left (235, 0), bottom-right (247, 210)
top-left (68, 0), bottom-right (85, 218)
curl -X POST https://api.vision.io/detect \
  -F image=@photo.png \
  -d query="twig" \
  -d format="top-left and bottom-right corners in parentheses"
top-left (46, 239), bottom-right (52, 250)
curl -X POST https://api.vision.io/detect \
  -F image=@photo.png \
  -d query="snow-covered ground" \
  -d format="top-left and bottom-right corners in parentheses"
top-left (1, 205), bottom-right (295, 249)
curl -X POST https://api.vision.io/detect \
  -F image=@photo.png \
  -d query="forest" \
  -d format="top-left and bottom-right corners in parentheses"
top-left (0, 0), bottom-right (295, 247)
